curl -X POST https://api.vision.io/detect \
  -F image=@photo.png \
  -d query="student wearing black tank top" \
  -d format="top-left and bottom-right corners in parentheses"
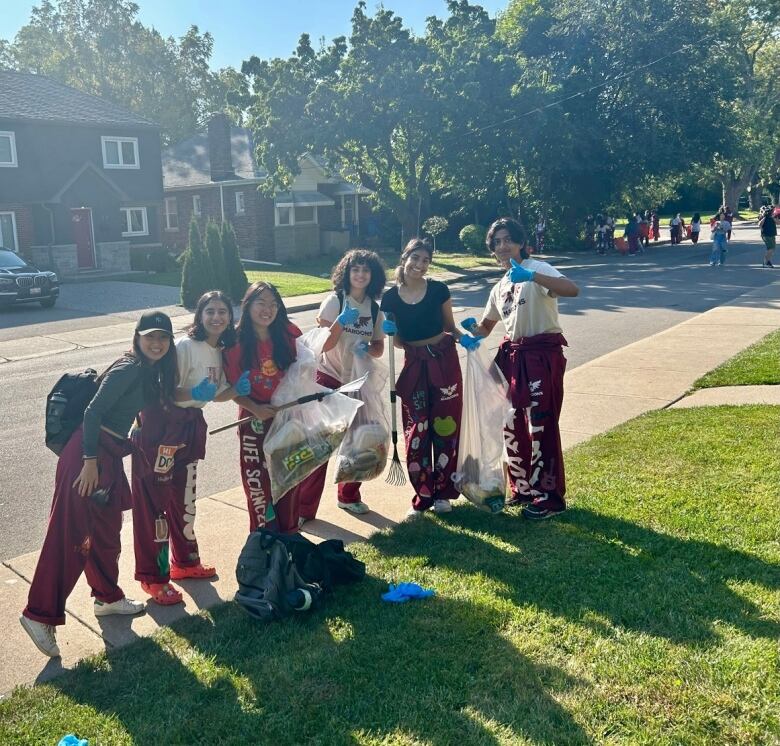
top-left (380, 238), bottom-right (464, 519)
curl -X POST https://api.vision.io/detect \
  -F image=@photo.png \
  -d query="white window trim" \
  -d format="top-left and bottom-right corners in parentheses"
top-left (293, 205), bottom-right (317, 225)
top-left (192, 194), bottom-right (202, 216)
top-left (164, 197), bottom-right (179, 231)
top-left (121, 207), bottom-right (149, 237)
top-left (0, 131), bottom-right (18, 168)
top-left (0, 211), bottom-right (19, 250)
top-left (341, 195), bottom-right (358, 229)
top-left (235, 191), bottom-right (246, 215)
top-left (101, 136), bottom-right (140, 169)
top-left (274, 205), bottom-right (291, 227)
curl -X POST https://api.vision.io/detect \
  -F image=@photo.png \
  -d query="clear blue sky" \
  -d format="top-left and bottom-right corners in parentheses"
top-left (4, 1), bottom-right (508, 70)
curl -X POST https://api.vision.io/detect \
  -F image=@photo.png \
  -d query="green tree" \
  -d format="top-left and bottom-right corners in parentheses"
top-left (1, 0), bottom-right (242, 144)
top-left (459, 224), bottom-right (487, 254)
top-left (422, 216), bottom-right (449, 251)
top-left (221, 221), bottom-right (248, 302)
top-left (205, 220), bottom-right (227, 292)
top-left (180, 217), bottom-right (212, 308)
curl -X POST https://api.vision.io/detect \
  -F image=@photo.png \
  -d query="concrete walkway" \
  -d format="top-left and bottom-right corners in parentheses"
top-left (1, 275), bottom-right (778, 696)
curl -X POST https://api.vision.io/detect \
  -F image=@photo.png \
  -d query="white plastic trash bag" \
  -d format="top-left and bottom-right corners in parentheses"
top-left (334, 347), bottom-right (390, 484)
top-left (264, 329), bottom-right (363, 501)
top-left (452, 342), bottom-right (509, 512)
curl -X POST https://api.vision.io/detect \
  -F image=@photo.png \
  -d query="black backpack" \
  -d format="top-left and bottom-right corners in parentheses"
top-left (235, 529), bottom-right (364, 622)
top-left (45, 369), bottom-right (100, 455)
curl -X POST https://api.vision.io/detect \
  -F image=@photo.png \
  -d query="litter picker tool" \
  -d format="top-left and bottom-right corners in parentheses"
top-left (384, 314), bottom-right (406, 486)
top-left (209, 372), bottom-right (369, 435)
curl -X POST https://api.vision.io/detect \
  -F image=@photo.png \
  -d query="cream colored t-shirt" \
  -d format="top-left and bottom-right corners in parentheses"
top-left (317, 292), bottom-right (384, 381)
top-left (481, 258), bottom-right (564, 340)
top-left (175, 336), bottom-right (230, 409)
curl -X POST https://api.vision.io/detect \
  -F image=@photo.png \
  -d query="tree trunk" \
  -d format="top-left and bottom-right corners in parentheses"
top-left (721, 174), bottom-right (752, 220)
top-left (748, 174), bottom-right (762, 211)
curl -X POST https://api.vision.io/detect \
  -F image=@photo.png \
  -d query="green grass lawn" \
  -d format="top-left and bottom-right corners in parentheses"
top-left (110, 251), bottom-right (496, 298)
top-left (2, 406), bottom-right (778, 745)
top-left (692, 329), bottom-right (780, 389)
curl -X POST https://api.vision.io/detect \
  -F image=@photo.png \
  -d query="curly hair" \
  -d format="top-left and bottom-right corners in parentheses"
top-left (187, 290), bottom-right (237, 348)
top-left (485, 217), bottom-right (530, 260)
top-left (237, 281), bottom-right (297, 372)
top-left (395, 237), bottom-right (433, 285)
top-left (330, 249), bottom-right (386, 299)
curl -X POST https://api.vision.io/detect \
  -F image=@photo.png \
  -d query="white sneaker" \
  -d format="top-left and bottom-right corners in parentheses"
top-left (94, 597), bottom-right (145, 617)
top-left (20, 615), bottom-right (60, 657)
top-left (405, 506), bottom-right (425, 520)
top-left (432, 499), bottom-right (452, 514)
top-left (338, 500), bottom-right (370, 515)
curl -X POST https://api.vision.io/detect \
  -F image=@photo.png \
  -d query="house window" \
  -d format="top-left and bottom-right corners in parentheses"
top-left (0, 212), bottom-right (18, 251)
top-left (341, 195), bottom-right (358, 229)
top-left (294, 206), bottom-right (316, 224)
top-left (235, 192), bottom-right (246, 215)
top-left (275, 206), bottom-right (291, 226)
top-left (102, 136), bottom-right (139, 169)
top-left (0, 132), bottom-right (17, 167)
top-left (192, 194), bottom-right (202, 216)
top-left (121, 207), bottom-right (148, 236)
top-left (164, 197), bottom-right (178, 231)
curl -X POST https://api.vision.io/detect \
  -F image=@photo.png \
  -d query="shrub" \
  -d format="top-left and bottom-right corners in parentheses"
top-left (221, 221), bottom-right (248, 302)
top-left (180, 218), bottom-right (213, 308)
top-left (422, 216), bottom-right (449, 251)
top-left (205, 220), bottom-right (228, 292)
top-left (459, 224), bottom-right (487, 254)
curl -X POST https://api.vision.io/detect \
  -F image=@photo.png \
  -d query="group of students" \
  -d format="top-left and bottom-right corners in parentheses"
top-left (20, 217), bottom-right (579, 659)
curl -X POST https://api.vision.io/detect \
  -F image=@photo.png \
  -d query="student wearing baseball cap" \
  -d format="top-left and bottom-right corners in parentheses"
top-left (21, 310), bottom-right (178, 658)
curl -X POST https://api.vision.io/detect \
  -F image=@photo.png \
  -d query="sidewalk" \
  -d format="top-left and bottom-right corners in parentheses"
top-left (2, 274), bottom-right (778, 696)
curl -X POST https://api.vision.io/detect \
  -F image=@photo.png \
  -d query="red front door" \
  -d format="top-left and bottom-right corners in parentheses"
top-left (71, 208), bottom-right (95, 269)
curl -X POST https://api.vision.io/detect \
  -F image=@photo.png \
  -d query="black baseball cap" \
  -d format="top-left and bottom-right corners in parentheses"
top-left (135, 310), bottom-right (173, 336)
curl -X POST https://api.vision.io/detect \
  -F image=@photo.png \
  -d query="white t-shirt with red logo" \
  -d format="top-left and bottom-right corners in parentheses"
top-left (480, 258), bottom-right (564, 340)
top-left (175, 337), bottom-right (230, 409)
top-left (317, 292), bottom-right (384, 382)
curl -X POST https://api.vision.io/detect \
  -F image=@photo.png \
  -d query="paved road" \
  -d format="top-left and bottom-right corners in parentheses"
top-left (0, 225), bottom-right (774, 560)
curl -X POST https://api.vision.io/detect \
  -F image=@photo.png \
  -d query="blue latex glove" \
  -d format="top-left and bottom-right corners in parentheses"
top-left (235, 370), bottom-right (251, 396)
top-left (337, 303), bottom-right (359, 327)
top-left (191, 377), bottom-right (217, 402)
top-left (508, 257), bottom-right (536, 283)
top-left (459, 334), bottom-right (481, 351)
top-left (460, 317), bottom-right (478, 333)
top-left (58, 737), bottom-right (88, 746)
top-left (382, 582), bottom-right (435, 603)
top-left (382, 318), bottom-right (398, 335)
top-left (354, 340), bottom-right (370, 358)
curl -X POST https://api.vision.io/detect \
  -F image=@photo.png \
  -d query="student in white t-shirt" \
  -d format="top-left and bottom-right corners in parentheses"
top-left (460, 218), bottom-right (579, 521)
top-left (295, 250), bottom-right (386, 523)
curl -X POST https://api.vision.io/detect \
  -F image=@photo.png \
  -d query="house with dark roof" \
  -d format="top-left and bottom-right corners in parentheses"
top-left (161, 113), bottom-right (372, 262)
top-left (0, 71), bottom-right (164, 276)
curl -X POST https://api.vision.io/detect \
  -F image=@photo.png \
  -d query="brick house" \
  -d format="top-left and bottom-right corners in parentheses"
top-left (161, 113), bottom-right (371, 263)
top-left (0, 71), bottom-right (164, 277)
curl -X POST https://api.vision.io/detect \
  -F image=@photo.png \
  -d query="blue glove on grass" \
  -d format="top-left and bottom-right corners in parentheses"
top-left (337, 303), bottom-right (359, 327)
top-left (191, 377), bottom-right (217, 402)
top-left (381, 582), bottom-right (435, 603)
top-left (235, 370), bottom-right (251, 396)
top-left (509, 257), bottom-right (536, 284)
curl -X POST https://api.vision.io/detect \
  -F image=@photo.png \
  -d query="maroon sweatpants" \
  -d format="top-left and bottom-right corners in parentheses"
top-left (131, 406), bottom-right (207, 584)
top-left (495, 334), bottom-right (568, 511)
top-left (295, 371), bottom-right (363, 523)
top-left (396, 335), bottom-right (462, 511)
top-left (237, 408), bottom-right (288, 533)
top-left (23, 427), bottom-right (132, 626)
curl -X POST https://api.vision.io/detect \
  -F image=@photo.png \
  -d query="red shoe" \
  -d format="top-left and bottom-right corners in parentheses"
top-left (170, 562), bottom-right (216, 580)
top-left (141, 582), bottom-right (183, 605)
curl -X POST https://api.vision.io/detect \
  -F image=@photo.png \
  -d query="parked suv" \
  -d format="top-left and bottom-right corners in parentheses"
top-left (0, 249), bottom-right (59, 308)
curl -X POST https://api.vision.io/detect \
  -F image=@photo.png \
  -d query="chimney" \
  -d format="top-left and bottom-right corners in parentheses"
top-left (208, 113), bottom-right (234, 182)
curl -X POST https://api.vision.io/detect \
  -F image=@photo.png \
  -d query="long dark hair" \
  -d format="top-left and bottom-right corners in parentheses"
top-left (187, 290), bottom-right (237, 348)
top-left (331, 249), bottom-right (386, 299)
top-left (395, 238), bottom-right (432, 286)
top-left (130, 333), bottom-right (178, 406)
top-left (486, 217), bottom-right (530, 260)
top-left (237, 281), bottom-right (297, 372)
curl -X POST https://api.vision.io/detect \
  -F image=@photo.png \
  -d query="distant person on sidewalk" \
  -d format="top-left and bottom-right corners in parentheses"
top-left (459, 217), bottom-right (579, 520)
top-left (670, 213), bottom-right (682, 244)
top-left (759, 206), bottom-right (776, 267)
top-left (294, 249), bottom-right (386, 525)
top-left (651, 210), bottom-right (660, 241)
top-left (21, 311), bottom-right (178, 658)
top-left (710, 220), bottom-right (728, 266)
top-left (625, 212), bottom-right (640, 255)
top-left (640, 211), bottom-right (650, 248)
top-left (724, 205), bottom-right (734, 239)
top-left (381, 238), bottom-right (464, 519)
top-left (690, 213), bottom-right (702, 244)
top-left (131, 291), bottom-right (249, 606)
